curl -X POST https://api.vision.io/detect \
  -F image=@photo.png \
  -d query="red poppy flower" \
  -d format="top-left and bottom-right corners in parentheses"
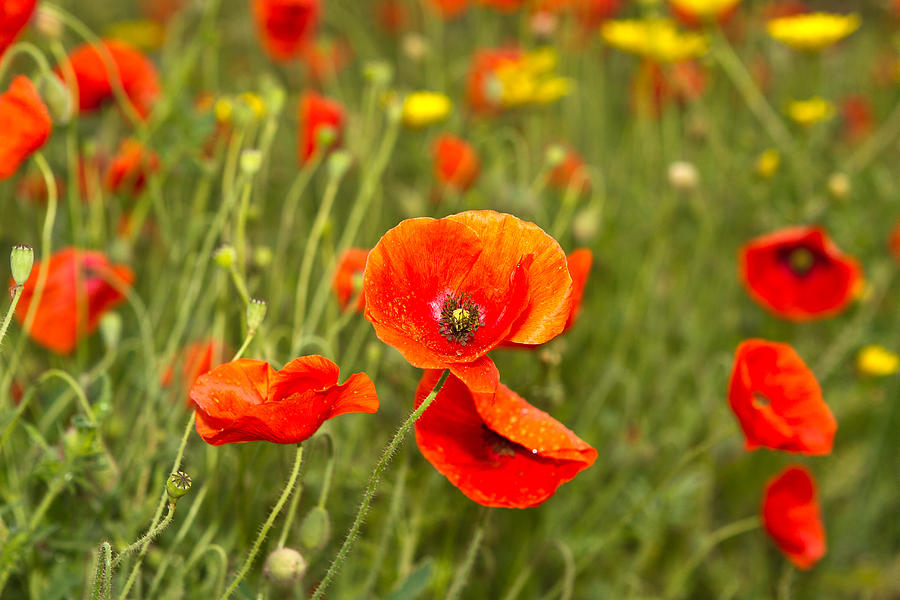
top-left (414, 369), bottom-right (596, 508)
top-left (12, 248), bottom-right (134, 354)
top-left (0, 76), bottom-right (51, 180)
top-left (105, 138), bottom-right (160, 196)
top-left (669, 0), bottom-right (738, 28)
top-left (728, 339), bottom-right (836, 455)
top-left (375, 0), bottom-right (412, 31)
top-left (840, 95), bottom-right (873, 145)
top-left (364, 210), bottom-right (573, 393)
top-left (57, 39), bottom-right (160, 119)
top-left (300, 38), bottom-right (352, 83)
top-left (0, 0), bottom-right (36, 57)
top-left (890, 217), bottom-right (900, 263)
top-left (425, 0), bottom-right (468, 19)
top-left (475, 0), bottom-right (524, 13)
top-left (432, 134), bottom-right (480, 191)
top-left (298, 91), bottom-right (344, 164)
top-left (738, 226), bottom-right (863, 321)
top-left (161, 339), bottom-right (228, 397)
top-left (252, 0), bottom-right (319, 61)
top-left (631, 60), bottom-right (707, 117)
top-left (191, 355), bottom-right (378, 445)
top-left (466, 48), bottom-right (523, 115)
top-left (762, 465), bottom-right (826, 569)
top-left (333, 248), bottom-right (368, 313)
top-left (549, 146), bottom-right (590, 192)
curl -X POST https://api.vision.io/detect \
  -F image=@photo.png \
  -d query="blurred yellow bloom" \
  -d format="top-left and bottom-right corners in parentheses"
top-left (767, 13), bottom-right (860, 51)
top-left (669, 0), bottom-right (741, 20)
top-left (856, 345), bottom-right (900, 377)
top-left (105, 20), bottom-right (166, 51)
top-left (238, 92), bottom-right (268, 120)
top-left (214, 93), bottom-right (268, 124)
top-left (493, 48), bottom-right (573, 108)
top-left (755, 149), bottom-right (780, 179)
top-left (601, 18), bottom-right (707, 63)
top-left (214, 98), bottom-right (233, 123)
top-left (787, 97), bottom-right (834, 127)
top-left (402, 91), bottom-right (452, 128)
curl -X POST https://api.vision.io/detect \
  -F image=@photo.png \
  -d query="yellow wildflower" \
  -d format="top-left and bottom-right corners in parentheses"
top-left (767, 12), bottom-right (860, 51)
top-left (238, 92), bottom-right (268, 120)
top-left (105, 20), bottom-right (166, 51)
top-left (755, 149), bottom-right (780, 179)
top-left (401, 91), bottom-right (452, 128)
top-left (601, 18), bottom-right (707, 63)
top-left (856, 345), bottom-right (900, 377)
top-left (669, 0), bottom-right (741, 21)
top-left (787, 97), bottom-right (834, 127)
top-left (214, 98), bottom-right (233, 123)
top-left (493, 48), bottom-right (573, 108)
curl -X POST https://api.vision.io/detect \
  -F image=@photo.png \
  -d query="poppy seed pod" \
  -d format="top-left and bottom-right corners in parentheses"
top-left (246, 298), bottom-right (268, 331)
top-left (166, 471), bottom-right (192, 501)
top-left (212, 245), bottom-right (236, 269)
top-left (99, 312), bottom-right (122, 349)
top-left (264, 547), bottom-right (307, 584)
top-left (299, 506), bottom-right (331, 550)
top-left (326, 149), bottom-right (352, 179)
top-left (10, 244), bottom-right (34, 286)
top-left (35, 73), bottom-right (73, 125)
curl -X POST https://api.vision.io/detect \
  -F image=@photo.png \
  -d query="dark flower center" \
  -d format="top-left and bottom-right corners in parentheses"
top-left (752, 391), bottom-right (771, 408)
top-left (438, 292), bottom-right (484, 345)
top-left (782, 246), bottom-right (817, 276)
top-left (482, 425), bottom-right (519, 458)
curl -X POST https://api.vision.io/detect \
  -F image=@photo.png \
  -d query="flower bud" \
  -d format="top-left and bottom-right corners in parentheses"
top-left (240, 149), bottom-right (263, 175)
top-left (827, 172), bottom-right (850, 200)
top-left (34, 6), bottom-right (63, 38)
top-left (544, 144), bottom-right (566, 169)
top-left (166, 471), bottom-right (192, 502)
top-left (35, 74), bottom-right (73, 125)
top-left (212, 245), bottom-right (236, 268)
top-left (362, 60), bottom-right (393, 86)
top-left (261, 78), bottom-right (286, 115)
top-left (99, 312), bottom-right (122, 349)
top-left (315, 125), bottom-right (338, 152)
top-left (401, 33), bottom-right (430, 62)
top-left (667, 160), bottom-right (699, 192)
top-left (10, 244), bottom-right (34, 286)
top-left (299, 506), bottom-right (331, 551)
top-left (326, 150), bottom-right (352, 179)
top-left (246, 298), bottom-right (267, 331)
top-left (264, 547), bottom-right (307, 584)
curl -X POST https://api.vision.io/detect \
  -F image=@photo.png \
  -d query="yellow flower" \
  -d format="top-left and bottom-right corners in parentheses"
top-left (493, 48), bottom-right (573, 108)
top-left (755, 149), bottom-right (780, 179)
top-left (401, 91), bottom-right (452, 128)
top-left (238, 93), bottom-right (267, 120)
top-left (856, 345), bottom-right (900, 377)
top-left (787, 97), bottom-right (834, 127)
top-left (767, 12), bottom-right (860, 51)
top-left (601, 18), bottom-right (707, 63)
top-left (669, 0), bottom-right (741, 21)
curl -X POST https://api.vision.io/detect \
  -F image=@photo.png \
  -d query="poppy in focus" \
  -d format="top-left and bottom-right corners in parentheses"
top-left (738, 225), bottom-right (862, 321)
top-left (414, 370), bottom-right (597, 508)
top-left (12, 248), bottom-right (134, 354)
top-left (298, 91), bottom-right (344, 164)
top-left (728, 339), bottom-right (836, 455)
top-left (191, 355), bottom-right (378, 445)
top-left (57, 39), bottom-right (160, 119)
top-left (332, 248), bottom-right (369, 313)
top-left (252, 0), bottom-right (320, 61)
top-left (105, 138), bottom-right (160, 195)
top-left (432, 134), bottom-right (480, 191)
top-left (762, 465), bottom-right (826, 569)
top-left (0, 0), bottom-right (36, 57)
top-left (0, 76), bottom-right (51, 180)
top-left (364, 210), bottom-right (573, 393)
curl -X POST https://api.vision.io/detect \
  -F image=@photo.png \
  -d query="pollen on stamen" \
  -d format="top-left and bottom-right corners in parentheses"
top-left (438, 292), bottom-right (485, 345)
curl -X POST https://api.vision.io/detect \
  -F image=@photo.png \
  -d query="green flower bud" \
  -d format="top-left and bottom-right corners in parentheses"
top-left (261, 77), bottom-right (286, 115)
top-left (264, 547), bottom-right (307, 584)
top-left (36, 73), bottom-right (73, 124)
top-left (362, 60), bottom-right (393, 86)
top-left (246, 298), bottom-right (267, 331)
top-left (326, 150), bottom-right (352, 180)
top-left (166, 471), bottom-right (192, 502)
top-left (99, 312), bottom-right (122, 349)
top-left (315, 125), bottom-right (338, 151)
top-left (240, 149), bottom-right (263, 175)
top-left (212, 245), bottom-right (236, 269)
top-left (10, 244), bottom-right (34, 286)
top-left (544, 144), bottom-right (567, 168)
top-left (299, 506), bottom-right (331, 551)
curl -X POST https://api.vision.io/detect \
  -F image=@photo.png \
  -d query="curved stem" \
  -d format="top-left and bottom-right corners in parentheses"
top-left (219, 444), bottom-right (304, 599)
top-left (0, 286), bottom-right (23, 351)
top-left (111, 503), bottom-right (177, 569)
top-left (310, 369), bottom-right (450, 600)
top-left (0, 41), bottom-right (52, 83)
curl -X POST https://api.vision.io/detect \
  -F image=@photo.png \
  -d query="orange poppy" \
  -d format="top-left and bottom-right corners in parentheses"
top-left (161, 339), bottom-right (228, 398)
top-left (57, 39), bottom-right (160, 119)
top-left (12, 248), bottom-right (134, 354)
top-left (300, 38), bottom-right (352, 83)
top-left (105, 138), bottom-right (160, 196)
top-left (631, 60), bottom-right (707, 117)
top-left (191, 355), bottom-right (378, 445)
top-left (549, 146), bottom-right (590, 192)
top-left (363, 210), bottom-right (573, 393)
top-left (762, 465), bottom-right (826, 569)
top-left (738, 226), bottom-right (862, 321)
top-left (0, 0), bottom-right (36, 57)
top-left (332, 248), bottom-right (369, 313)
top-left (298, 91), bottom-right (344, 164)
top-left (414, 369), bottom-right (597, 508)
top-left (432, 134), bottom-right (480, 191)
top-left (0, 76), bottom-right (51, 180)
top-left (728, 339), bottom-right (836, 455)
top-left (424, 0), bottom-right (468, 19)
top-left (252, 0), bottom-right (320, 61)
top-left (670, 1), bottom-right (739, 28)
top-left (466, 47), bottom-right (523, 115)
top-left (375, 0), bottom-right (412, 31)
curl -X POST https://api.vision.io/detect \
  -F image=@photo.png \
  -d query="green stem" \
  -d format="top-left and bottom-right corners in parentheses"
top-left (445, 509), bottom-right (490, 600)
top-left (847, 94), bottom-right (900, 174)
top-left (111, 503), bottom-right (177, 570)
top-left (273, 155), bottom-right (322, 273)
top-left (310, 369), bottom-right (450, 600)
top-left (0, 286), bottom-right (23, 351)
top-left (219, 444), bottom-right (304, 600)
top-left (0, 41), bottom-right (52, 83)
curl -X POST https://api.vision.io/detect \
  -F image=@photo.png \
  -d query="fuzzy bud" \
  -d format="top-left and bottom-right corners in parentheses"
top-left (264, 547), bottom-right (307, 584)
top-left (10, 244), bottom-right (34, 286)
top-left (212, 245), bottom-right (236, 269)
top-left (99, 313), bottom-right (122, 349)
top-left (315, 125), bottom-right (338, 152)
top-left (299, 506), bottom-right (331, 551)
top-left (246, 298), bottom-right (267, 331)
top-left (326, 150), bottom-right (352, 180)
top-left (363, 60), bottom-right (393, 86)
top-left (36, 74), bottom-right (73, 124)
top-left (34, 6), bottom-right (63, 38)
top-left (240, 149), bottom-right (263, 175)
top-left (166, 471), bottom-right (192, 502)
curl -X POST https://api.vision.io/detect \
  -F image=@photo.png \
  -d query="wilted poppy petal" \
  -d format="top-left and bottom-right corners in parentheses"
top-left (762, 465), bottom-right (826, 570)
top-left (0, 76), bottom-right (51, 180)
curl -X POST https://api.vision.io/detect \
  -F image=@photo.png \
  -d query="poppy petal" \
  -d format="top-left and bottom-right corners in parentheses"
top-left (449, 355), bottom-right (499, 396)
top-left (762, 465), bottom-right (826, 569)
top-left (0, 76), bottom-right (51, 180)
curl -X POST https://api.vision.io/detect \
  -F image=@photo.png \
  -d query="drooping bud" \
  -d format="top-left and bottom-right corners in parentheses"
top-left (246, 298), bottom-right (267, 331)
top-left (264, 547), bottom-right (307, 584)
top-left (35, 73), bottom-right (73, 125)
top-left (299, 506), bottom-right (331, 551)
top-left (99, 313), bottom-right (122, 349)
top-left (166, 471), bottom-right (192, 502)
top-left (10, 244), bottom-right (34, 286)
top-left (34, 6), bottom-right (63, 38)
top-left (212, 245), bottom-right (236, 269)
top-left (326, 150), bottom-right (352, 180)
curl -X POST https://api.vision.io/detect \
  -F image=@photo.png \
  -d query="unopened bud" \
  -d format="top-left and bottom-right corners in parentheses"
top-left (240, 149), bottom-right (263, 175)
top-left (326, 150), bottom-right (352, 179)
top-left (35, 7), bottom-right (63, 38)
top-left (10, 244), bottom-right (34, 285)
top-left (166, 471), bottom-right (192, 502)
top-left (827, 172), bottom-right (850, 200)
top-left (264, 547), bottom-right (307, 584)
top-left (315, 125), bottom-right (338, 152)
top-left (299, 506), bottom-right (331, 551)
top-left (212, 245), bottom-right (236, 268)
top-left (246, 298), bottom-right (267, 331)
top-left (667, 161), bottom-right (699, 192)
top-left (260, 77), bottom-right (286, 114)
top-left (362, 60), bottom-right (393, 86)
top-left (99, 313), bottom-right (122, 349)
top-left (544, 144), bottom-right (567, 169)
top-left (36, 74), bottom-right (73, 124)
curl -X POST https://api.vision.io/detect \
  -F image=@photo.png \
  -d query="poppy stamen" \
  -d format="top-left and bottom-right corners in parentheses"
top-left (786, 247), bottom-right (815, 276)
top-left (438, 292), bottom-right (484, 345)
top-left (482, 425), bottom-right (518, 458)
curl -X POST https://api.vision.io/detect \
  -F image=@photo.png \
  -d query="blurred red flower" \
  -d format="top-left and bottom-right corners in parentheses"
top-left (333, 248), bottom-right (369, 313)
top-left (12, 248), bottom-right (134, 354)
top-left (57, 39), bottom-right (160, 119)
top-left (141, 0), bottom-right (187, 22)
top-left (375, 0), bottom-right (412, 31)
top-left (762, 465), bottom-right (826, 569)
top-left (105, 138), bottom-right (159, 196)
top-left (890, 217), bottom-right (900, 263)
top-left (364, 210), bottom-right (573, 393)
top-left (466, 47), bottom-right (523, 115)
top-left (631, 60), bottom-right (707, 117)
top-left (432, 134), bottom-right (480, 191)
top-left (414, 369), bottom-right (596, 508)
top-left (728, 339), bottom-right (836, 455)
top-left (161, 339), bottom-right (228, 397)
top-left (839, 95), bottom-right (873, 145)
top-left (0, 0), bottom-right (36, 57)
top-left (0, 76), bottom-right (51, 180)
top-left (252, 0), bottom-right (319, 61)
top-left (298, 91), bottom-right (344, 164)
top-left (549, 146), bottom-right (590, 192)
top-left (300, 38), bottom-right (352, 83)
top-left (191, 355), bottom-right (378, 445)
top-left (424, 0), bottom-right (468, 19)
top-left (670, 0), bottom-right (738, 28)
top-left (738, 226), bottom-right (862, 321)
top-left (475, 0), bottom-right (524, 13)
